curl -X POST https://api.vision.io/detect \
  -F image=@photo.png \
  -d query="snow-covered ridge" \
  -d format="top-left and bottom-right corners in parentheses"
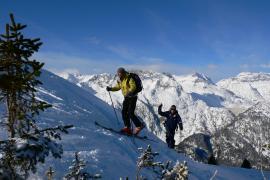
top-left (232, 72), bottom-right (270, 82)
top-left (175, 72), bottom-right (214, 85)
top-left (217, 72), bottom-right (270, 103)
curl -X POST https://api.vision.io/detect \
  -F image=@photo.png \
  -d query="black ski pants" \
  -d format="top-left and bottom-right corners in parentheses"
top-left (166, 131), bottom-right (175, 149)
top-left (122, 96), bottom-right (141, 129)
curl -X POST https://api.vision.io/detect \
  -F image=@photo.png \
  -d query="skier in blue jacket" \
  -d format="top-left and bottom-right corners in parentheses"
top-left (158, 104), bottom-right (183, 149)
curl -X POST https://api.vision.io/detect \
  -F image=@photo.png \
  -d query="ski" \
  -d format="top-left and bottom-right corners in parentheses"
top-left (94, 121), bottom-right (157, 142)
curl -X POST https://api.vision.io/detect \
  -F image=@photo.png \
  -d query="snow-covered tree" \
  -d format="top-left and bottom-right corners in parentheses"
top-left (136, 145), bottom-right (189, 180)
top-left (64, 152), bottom-right (101, 180)
top-left (0, 163), bottom-right (24, 180)
top-left (162, 161), bottom-right (189, 180)
top-left (136, 145), bottom-right (164, 179)
top-left (0, 13), bottom-right (73, 178)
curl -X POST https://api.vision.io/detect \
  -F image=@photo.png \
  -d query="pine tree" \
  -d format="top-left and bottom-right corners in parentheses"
top-left (0, 14), bottom-right (48, 138)
top-left (64, 152), bottom-right (101, 180)
top-left (0, 13), bottom-right (73, 178)
top-left (136, 145), bottom-right (166, 179)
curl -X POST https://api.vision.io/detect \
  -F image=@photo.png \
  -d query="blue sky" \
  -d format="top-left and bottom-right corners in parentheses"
top-left (1, 0), bottom-right (270, 81)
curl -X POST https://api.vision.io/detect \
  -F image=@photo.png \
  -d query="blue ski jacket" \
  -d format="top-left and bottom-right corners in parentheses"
top-left (158, 105), bottom-right (183, 133)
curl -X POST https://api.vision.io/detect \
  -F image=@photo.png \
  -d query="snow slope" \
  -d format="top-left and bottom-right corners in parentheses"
top-left (19, 70), bottom-right (270, 179)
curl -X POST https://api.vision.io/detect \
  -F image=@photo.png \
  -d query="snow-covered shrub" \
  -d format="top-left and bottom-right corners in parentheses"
top-left (162, 161), bottom-right (189, 180)
top-left (64, 152), bottom-right (101, 180)
top-left (136, 145), bottom-right (189, 180)
top-left (0, 125), bottom-right (72, 177)
top-left (136, 145), bottom-right (164, 179)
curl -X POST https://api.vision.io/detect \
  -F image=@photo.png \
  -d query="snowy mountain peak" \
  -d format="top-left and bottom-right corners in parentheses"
top-left (191, 72), bottom-right (214, 84)
top-left (80, 73), bottom-right (114, 83)
top-left (174, 72), bottom-right (214, 85)
top-left (57, 71), bottom-right (81, 84)
top-left (128, 70), bottom-right (175, 80)
top-left (234, 72), bottom-right (270, 82)
top-left (65, 73), bottom-right (80, 83)
top-left (217, 72), bottom-right (270, 103)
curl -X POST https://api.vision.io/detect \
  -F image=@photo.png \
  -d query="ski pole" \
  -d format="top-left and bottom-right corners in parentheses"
top-left (108, 91), bottom-right (120, 125)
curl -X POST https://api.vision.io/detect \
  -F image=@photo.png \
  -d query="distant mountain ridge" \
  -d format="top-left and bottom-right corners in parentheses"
top-left (217, 72), bottom-right (270, 102)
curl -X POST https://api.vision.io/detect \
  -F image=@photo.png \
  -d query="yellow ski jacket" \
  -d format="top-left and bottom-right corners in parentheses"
top-left (111, 73), bottom-right (136, 97)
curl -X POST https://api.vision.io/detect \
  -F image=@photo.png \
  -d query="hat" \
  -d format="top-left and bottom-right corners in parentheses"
top-left (170, 105), bottom-right (176, 110)
top-left (117, 67), bottom-right (126, 74)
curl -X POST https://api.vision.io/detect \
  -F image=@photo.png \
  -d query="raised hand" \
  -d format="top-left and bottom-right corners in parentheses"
top-left (106, 86), bottom-right (112, 91)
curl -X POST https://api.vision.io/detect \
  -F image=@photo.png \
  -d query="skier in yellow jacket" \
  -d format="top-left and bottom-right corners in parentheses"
top-left (106, 67), bottom-right (144, 135)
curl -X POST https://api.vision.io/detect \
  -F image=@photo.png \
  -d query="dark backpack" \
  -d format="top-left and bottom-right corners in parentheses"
top-left (127, 73), bottom-right (143, 94)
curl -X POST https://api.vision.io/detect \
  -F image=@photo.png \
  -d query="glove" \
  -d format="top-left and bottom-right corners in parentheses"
top-left (180, 124), bottom-right (183, 131)
top-left (106, 86), bottom-right (112, 91)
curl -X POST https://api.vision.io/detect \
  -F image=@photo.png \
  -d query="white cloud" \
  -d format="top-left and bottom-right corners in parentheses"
top-left (35, 52), bottom-right (124, 74)
top-left (260, 63), bottom-right (270, 68)
top-left (207, 64), bottom-right (218, 69)
top-left (51, 68), bottom-right (81, 76)
top-left (240, 64), bottom-right (250, 69)
top-left (35, 51), bottom-right (270, 82)
top-left (140, 57), bottom-right (165, 63)
top-left (240, 63), bottom-right (270, 69)
top-left (34, 51), bottom-right (206, 78)
top-left (106, 45), bottom-right (136, 60)
top-left (106, 45), bottom-right (166, 64)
